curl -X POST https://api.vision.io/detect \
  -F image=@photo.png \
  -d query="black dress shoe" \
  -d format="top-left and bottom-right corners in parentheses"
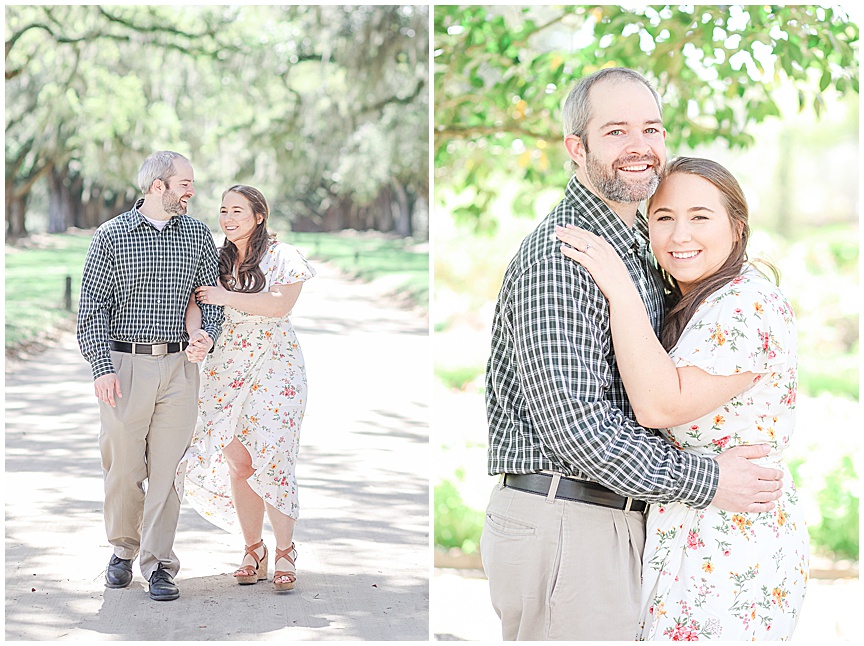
top-left (105, 554), bottom-right (133, 588)
top-left (148, 563), bottom-right (179, 601)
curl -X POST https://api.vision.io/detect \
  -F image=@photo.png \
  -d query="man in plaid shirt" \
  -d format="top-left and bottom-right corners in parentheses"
top-left (481, 68), bottom-right (784, 639)
top-left (77, 151), bottom-right (223, 601)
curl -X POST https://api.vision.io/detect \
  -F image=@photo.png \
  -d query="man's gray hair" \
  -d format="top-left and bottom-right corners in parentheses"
top-left (138, 151), bottom-right (190, 194)
top-left (562, 67), bottom-right (662, 141)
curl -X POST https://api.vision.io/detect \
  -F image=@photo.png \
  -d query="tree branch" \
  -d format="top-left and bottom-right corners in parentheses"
top-left (97, 6), bottom-right (219, 41)
top-left (6, 6), bottom-right (242, 77)
top-left (360, 78), bottom-right (426, 115)
top-left (6, 23), bottom-right (49, 60)
top-left (434, 124), bottom-right (553, 142)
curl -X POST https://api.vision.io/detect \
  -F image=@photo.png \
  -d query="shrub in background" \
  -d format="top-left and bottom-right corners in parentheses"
top-left (434, 478), bottom-right (484, 555)
top-left (808, 455), bottom-right (859, 561)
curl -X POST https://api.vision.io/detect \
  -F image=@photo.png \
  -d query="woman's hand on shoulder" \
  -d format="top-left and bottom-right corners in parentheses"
top-left (555, 224), bottom-right (634, 302)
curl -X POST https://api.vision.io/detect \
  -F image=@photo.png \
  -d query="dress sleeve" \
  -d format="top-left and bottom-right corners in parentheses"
top-left (265, 242), bottom-right (317, 286)
top-left (673, 276), bottom-right (794, 376)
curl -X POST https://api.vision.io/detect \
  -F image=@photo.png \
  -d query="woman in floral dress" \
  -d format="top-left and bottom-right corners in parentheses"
top-left (183, 184), bottom-right (315, 591)
top-left (556, 157), bottom-right (808, 640)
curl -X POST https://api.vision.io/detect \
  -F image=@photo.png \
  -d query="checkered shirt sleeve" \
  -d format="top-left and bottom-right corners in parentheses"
top-left (77, 206), bottom-right (224, 380)
top-left (485, 177), bottom-right (719, 508)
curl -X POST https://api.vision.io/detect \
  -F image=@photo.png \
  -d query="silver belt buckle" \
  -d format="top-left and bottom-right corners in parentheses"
top-left (150, 343), bottom-right (169, 356)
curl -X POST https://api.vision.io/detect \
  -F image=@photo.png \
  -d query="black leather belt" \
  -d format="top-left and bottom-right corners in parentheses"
top-left (109, 340), bottom-right (189, 356)
top-left (503, 473), bottom-right (647, 512)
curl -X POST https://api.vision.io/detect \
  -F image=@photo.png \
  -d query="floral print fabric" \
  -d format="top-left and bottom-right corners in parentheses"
top-left (638, 269), bottom-right (809, 641)
top-left (183, 241), bottom-right (315, 533)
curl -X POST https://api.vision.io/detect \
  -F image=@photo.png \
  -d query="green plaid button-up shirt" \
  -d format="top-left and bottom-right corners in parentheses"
top-left (486, 175), bottom-right (719, 508)
top-left (77, 200), bottom-right (224, 380)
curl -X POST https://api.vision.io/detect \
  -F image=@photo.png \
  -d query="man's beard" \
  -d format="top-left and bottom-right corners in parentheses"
top-left (586, 151), bottom-right (662, 203)
top-left (161, 184), bottom-right (187, 215)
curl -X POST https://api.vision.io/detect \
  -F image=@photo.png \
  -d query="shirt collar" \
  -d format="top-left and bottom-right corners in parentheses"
top-left (563, 174), bottom-right (650, 257)
top-left (127, 198), bottom-right (181, 230)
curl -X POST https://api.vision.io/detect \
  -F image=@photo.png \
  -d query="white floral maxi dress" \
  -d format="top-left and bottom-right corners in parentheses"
top-left (182, 241), bottom-right (315, 533)
top-left (638, 269), bottom-right (809, 641)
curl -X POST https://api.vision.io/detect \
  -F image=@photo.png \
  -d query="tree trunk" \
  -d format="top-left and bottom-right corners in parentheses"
top-left (5, 177), bottom-right (29, 238)
top-left (6, 155), bottom-right (52, 237)
top-left (342, 199), bottom-right (359, 231)
top-left (413, 191), bottom-right (428, 241)
top-left (104, 189), bottom-right (134, 224)
top-left (374, 186), bottom-right (394, 232)
top-left (67, 172), bottom-right (85, 229)
top-left (48, 165), bottom-right (72, 233)
top-left (359, 204), bottom-right (370, 231)
top-left (321, 204), bottom-right (342, 230)
top-left (392, 176), bottom-right (412, 237)
top-left (80, 183), bottom-right (100, 229)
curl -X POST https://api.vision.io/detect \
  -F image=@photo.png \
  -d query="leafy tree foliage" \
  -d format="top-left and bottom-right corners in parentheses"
top-left (5, 5), bottom-right (428, 238)
top-left (5, 5), bottom-right (237, 234)
top-left (434, 5), bottom-right (858, 228)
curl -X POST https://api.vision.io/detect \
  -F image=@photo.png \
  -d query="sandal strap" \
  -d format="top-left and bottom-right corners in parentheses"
top-left (234, 565), bottom-right (258, 577)
top-left (242, 539), bottom-right (266, 568)
top-left (274, 543), bottom-right (297, 567)
top-left (273, 544), bottom-right (297, 585)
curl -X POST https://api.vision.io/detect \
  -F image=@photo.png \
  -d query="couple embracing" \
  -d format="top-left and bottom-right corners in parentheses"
top-left (482, 68), bottom-right (809, 640)
top-left (77, 151), bottom-right (315, 600)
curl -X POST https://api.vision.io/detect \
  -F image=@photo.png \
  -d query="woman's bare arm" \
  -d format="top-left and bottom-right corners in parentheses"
top-left (557, 224), bottom-right (757, 428)
top-left (196, 282), bottom-right (303, 318)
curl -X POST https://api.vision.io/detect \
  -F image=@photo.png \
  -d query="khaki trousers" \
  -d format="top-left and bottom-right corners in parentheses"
top-left (480, 482), bottom-right (646, 641)
top-left (98, 350), bottom-right (199, 580)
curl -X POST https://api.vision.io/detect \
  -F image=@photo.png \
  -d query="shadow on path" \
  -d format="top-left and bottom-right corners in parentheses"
top-left (5, 261), bottom-right (430, 641)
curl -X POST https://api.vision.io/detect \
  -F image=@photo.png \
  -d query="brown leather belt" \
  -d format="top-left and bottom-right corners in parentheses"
top-left (503, 473), bottom-right (647, 512)
top-left (110, 340), bottom-right (189, 356)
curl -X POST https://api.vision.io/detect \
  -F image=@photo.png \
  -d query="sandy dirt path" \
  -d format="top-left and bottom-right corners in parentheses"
top-left (5, 259), bottom-right (431, 641)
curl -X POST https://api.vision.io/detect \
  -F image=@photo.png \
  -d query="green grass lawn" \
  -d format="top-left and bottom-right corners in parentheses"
top-left (288, 231), bottom-right (429, 306)
top-left (5, 233), bottom-right (92, 350)
top-left (5, 230), bottom-right (429, 352)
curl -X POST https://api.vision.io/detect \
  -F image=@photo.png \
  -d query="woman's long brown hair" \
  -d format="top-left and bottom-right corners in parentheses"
top-left (218, 185), bottom-right (275, 293)
top-left (651, 157), bottom-right (777, 351)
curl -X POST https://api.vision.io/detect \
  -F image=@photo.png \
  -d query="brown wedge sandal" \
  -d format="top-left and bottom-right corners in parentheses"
top-left (273, 543), bottom-right (297, 591)
top-left (233, 539), bottom-right (268, 585)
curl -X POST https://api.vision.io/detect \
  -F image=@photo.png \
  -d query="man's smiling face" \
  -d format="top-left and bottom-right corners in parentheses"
top-left (160, 160), bottom-right (195, 215)
top-left (578, 79), bottom-right (667, 205)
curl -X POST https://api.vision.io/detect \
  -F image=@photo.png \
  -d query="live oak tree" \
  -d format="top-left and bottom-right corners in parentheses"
top-left (5, 4), bottom-right (428, 238)
top-left (434, 4), bottom-right (858, 230)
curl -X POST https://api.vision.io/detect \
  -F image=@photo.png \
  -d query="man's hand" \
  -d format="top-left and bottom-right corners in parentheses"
top-left (94, 373), bottom-right (122, 408)
top-left (185, 329), bottom-right (213, 363)
top-left (711, 444), bottom-right (784, 513)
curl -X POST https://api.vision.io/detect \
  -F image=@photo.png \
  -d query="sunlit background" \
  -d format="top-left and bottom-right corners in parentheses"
top-left (6, 4), bottom-right (430, 350)
top-left (432, 4), bottom-right (859, 640)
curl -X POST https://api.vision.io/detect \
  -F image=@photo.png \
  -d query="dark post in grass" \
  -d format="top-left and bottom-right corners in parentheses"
top-left (65, 275), bottom-right (72, 311)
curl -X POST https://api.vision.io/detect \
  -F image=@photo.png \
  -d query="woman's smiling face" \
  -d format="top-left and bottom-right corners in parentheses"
top-left (648, 172), bottom-right (741, 295)
top-left (220, 190), bottom-right (262, 247)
